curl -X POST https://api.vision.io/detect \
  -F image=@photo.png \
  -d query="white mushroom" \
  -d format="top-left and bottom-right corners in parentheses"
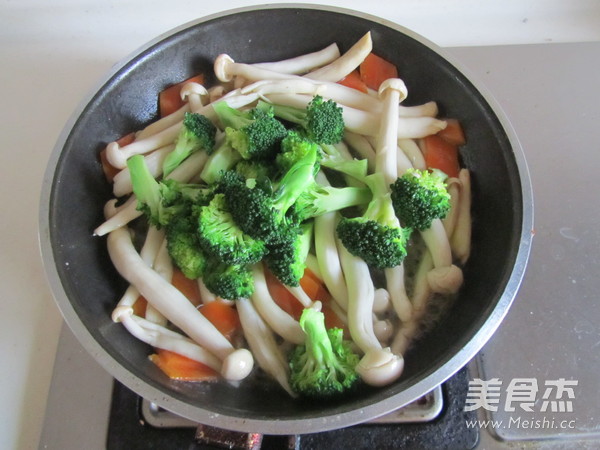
top-left (442, 177), bottom-right (461, 237)
top-left (356, 348), bottom-right (404, 387)
top-left (373, 288), bottom-right (391, 314)
top-left (398, 138), bottom-right (426, 171)
top-left (180, 81), bottom-right (208, 112)
top-left (112, 144), bottom-right (174, 197)
top-left (253, 42), bottom-right (341, 74)
top-left (304, 32), bottom-right (372, 82)
top-left (264, 93), bottom-right (446, 139)
top-left (237, 296), bottom-right (296, 396)
top-left (250, 264), bottom-right (305, 345)
top-left (114, 308), bottom-right (223, 372)
top-left (338, 244), bottom-right (404, 386)
top-left (107, 226), bottom-right (253, 381)
top-left (427, 264), bottom-right (464, 295)
top-left (451, 169), bottom-right (472, 264)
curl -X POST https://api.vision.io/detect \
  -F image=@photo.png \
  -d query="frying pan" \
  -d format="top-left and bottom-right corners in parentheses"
top-left (39, 4), bottom-right (533, 434)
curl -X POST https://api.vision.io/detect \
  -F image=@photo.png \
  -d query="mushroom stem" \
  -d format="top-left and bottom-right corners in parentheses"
top-left (250, 264), bottom-right (305, 345)
top-left (237, 296), bottom-right (296, 397)
top-left (304, 32), bottom-right (372, 82)
top-left (253, 42), bottom-right (340, 74)
top-left (107, 226), bottom-right (242, 375)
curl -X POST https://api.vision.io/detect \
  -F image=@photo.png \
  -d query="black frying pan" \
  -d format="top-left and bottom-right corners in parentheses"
top-left (39, 5), bottom-right (533, 434)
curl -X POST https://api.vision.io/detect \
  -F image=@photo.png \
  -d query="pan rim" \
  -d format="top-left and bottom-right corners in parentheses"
top-left (38, 3), bottom-right (533, 434)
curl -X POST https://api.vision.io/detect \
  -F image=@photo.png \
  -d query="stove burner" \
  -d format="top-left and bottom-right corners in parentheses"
top-left (107, 367), bottom-right (477, 449)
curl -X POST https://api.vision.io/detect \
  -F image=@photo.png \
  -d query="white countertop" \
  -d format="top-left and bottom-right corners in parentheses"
top-left (2, 1), bottom-right (600, 449)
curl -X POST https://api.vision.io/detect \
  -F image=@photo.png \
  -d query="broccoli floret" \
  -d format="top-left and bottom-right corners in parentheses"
top-left (268, 95), bottom-right (345, 145)
top-left (197, 193), bottom-right (267, 265)
top-left (336, 173), bottom-right (411, 269)
top-left (233, 159), bottom-right (273, 180)
top-left (162, 112), bottom-right (216, 177)
top-left (220, 143), bottom-right (319, 243)
top-left (289, 307), bottom-right (360, 398)
top-left (390, 168), bottom-right (451, 231)
top-left (202, 262), bottom-right (254, 300)
top-left (213, 101), bottom-right (288, 160)
top-left (128, 155), bottom-right (201, 228)
top-left (290, 183), bottom-right (372, 223)
top-left (276, 131), bottom-right (320, 173)
top-left (264, 222), bottom-right (312, 287)
top-left (165, 210), bottom-right (208, 279)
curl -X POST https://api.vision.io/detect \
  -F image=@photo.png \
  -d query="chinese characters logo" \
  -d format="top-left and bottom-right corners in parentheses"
top-left (465, 378), bottom-right (577, 413)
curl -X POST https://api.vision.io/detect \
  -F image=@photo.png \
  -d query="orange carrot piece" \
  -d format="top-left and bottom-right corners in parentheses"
top-left (422, 135), bottom-right (461, 178)
top-left (132, 296), bottom-right (148, 316)
top-left (99, 132), bottom-right (135, 183)
top-left (264, 270), bottom-right (305, 320)
top-left (300, 271), bottom-right (331, 302)
top-left (338, 69), bottom-right (368, 93)
top-left (159, 74), bottom-right (205, 117)
top-left (359, 53), bottom-right (399, 91)
top-left (199, 301), bottom-right (240, 341)
top-left (437, 118), bottom-right (466, 146)
top-left (171, 269), bottom-right (202, 307)
top-left (150, 349), bottom-right (219, 382)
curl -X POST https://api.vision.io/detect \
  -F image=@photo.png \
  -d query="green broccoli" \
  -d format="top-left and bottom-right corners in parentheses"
top-left (276, 131), bottom-right (320, 173)
top-left (162, 112), bottom-right (216, 177)
top-left (219, 142), bottom-right (319, 244)
top-left (233, 159), bottom-right (274, 180)
top-left (199, 138), bottom-right (243, 184)
top-left (202, 261), bottom-right (254, 300)
top-left (318, 143), bottom-right (369, 181)
top-left (290, 183), bottom-right (372, 223)
top-left (165, 210), bottom-right (208, 279)
top-left (128, 154), bottom-right (208, 228)
top-left (264, 222), bottom-right (313, 287)
top-left (212, 101), bottom-right (288, 160)
top-left (197, 193), bottom-right (267, 265)
top-left (336, 172), bottom-right (411, 269)
top-left (289, 307), bottom-right (360, 398)
top-left (267, 95), bottom-right (345, 145)
top-left (390, 168), bottom-right (451, 231)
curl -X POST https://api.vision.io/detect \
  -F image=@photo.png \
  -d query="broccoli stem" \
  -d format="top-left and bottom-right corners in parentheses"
top-left (362, 173), bottom-right (398, 227)
top-left (272, 144), bottom-right (318, 218)
top-left (299, 307), bottom-right (337, 365)
top-left (296, 185), bottom-right (371, 220)
top-left (212, 100), bottom-right (252, 130)
top-left (199, 140), bottom-right (242, 184)
top-left (127, 154), bottom-right (163, 219)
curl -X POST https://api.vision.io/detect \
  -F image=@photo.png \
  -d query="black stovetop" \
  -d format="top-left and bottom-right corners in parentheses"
top-left (107, 366), bottom-right (478, 450)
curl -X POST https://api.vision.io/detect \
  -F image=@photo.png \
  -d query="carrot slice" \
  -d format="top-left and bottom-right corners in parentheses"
top-left (264, 269), bottom-right (305, 320)
top-left (199, 301), bottom-right (240, 341)
top-left (132, 296), bottom-right (147, 316)
top-left (422, 135), bottom-right (461, 178)
top-left (171, 269), bottom-right (202, 306)
top-left (437, 118), bottom-right (466, 146)
top-left (300, 271), bottom-right (331, 302)
top-left (359, 53), bottom-right (399, 91)
top-left (99, 132), bottom-right (135, 183)
top-left (150, 349), bottom-right (219, 382)
top-left (159, 74), bottom-right (204, 117)
top-left (338, 69), bottom-right (368, 93)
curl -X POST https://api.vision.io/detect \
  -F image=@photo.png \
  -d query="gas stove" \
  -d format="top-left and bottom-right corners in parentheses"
top-left (39, 42), bottom-right (600, 450)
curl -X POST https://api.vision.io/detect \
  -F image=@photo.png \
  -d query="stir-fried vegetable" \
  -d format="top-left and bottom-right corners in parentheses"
top-left (98, 33), bottom-right (472, 399)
